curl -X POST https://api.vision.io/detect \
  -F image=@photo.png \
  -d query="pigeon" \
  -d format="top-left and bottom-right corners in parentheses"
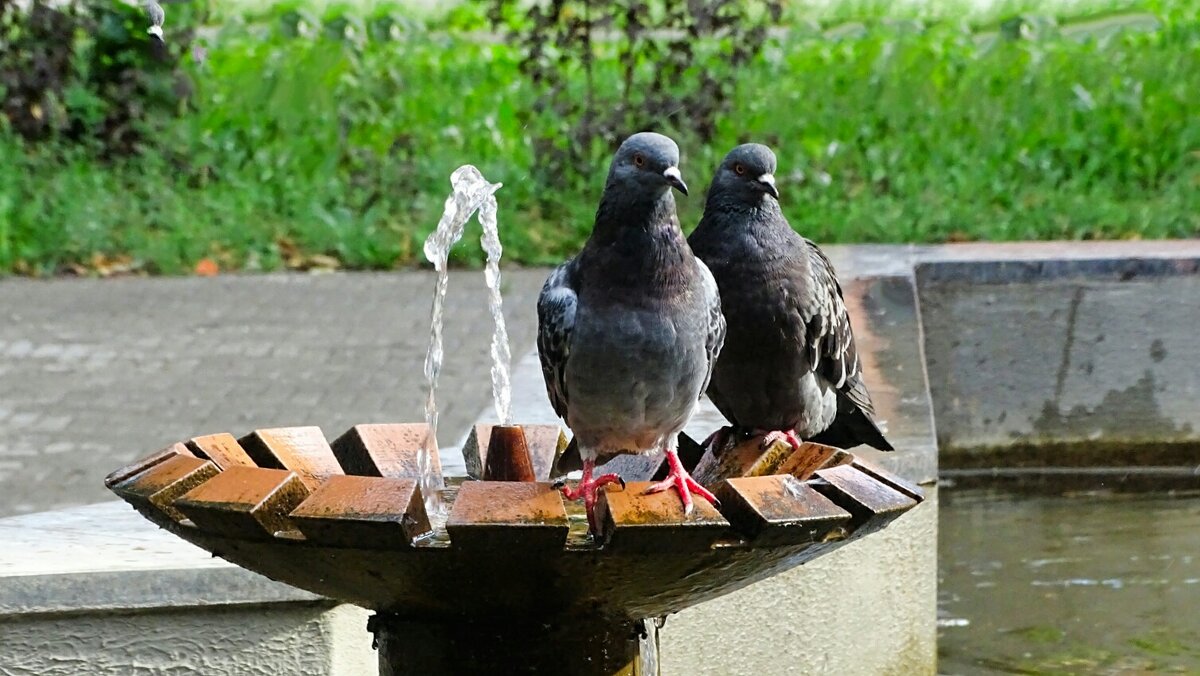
top-left (537, 132), bottom-right (726, 534)
top-left (687, 143), bottom-right (893, 456)
top-left (144, 1), bottom-right (165, 41)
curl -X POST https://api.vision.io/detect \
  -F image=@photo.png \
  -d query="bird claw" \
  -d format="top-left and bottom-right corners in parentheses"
top-left (759, 429), bottom-right (804, 452)
top-left (644, 451), bottom-right (718, 515)
top-left (557, 465), bottom-right (626, 534)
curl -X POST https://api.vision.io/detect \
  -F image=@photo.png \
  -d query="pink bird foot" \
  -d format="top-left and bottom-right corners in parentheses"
top-left (644, 448), bottom-right (719, 515)
top-left (555, 460), bottom-right (625, 535)
top-left (758, 428), bottom-right (805, 453)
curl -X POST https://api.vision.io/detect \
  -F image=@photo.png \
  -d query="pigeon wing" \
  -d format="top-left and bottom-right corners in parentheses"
top-left (536, 261), bottom-right (578, 420)
top-left (802, 242), bottom-right (875, 416)
top-left (696, 257), bottom-right (726, 398)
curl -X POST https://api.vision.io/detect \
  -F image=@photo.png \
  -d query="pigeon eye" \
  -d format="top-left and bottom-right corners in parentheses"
top-left (633, 154), bottom-right (645, 168)
top-left (734, 163), bottom-right (746, 176)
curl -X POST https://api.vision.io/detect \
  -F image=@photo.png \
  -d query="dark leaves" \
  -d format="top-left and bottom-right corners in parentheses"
top-left (488, 0), bottom-right (784, 188)
top-left (0, 0), bottom-right (194, 157)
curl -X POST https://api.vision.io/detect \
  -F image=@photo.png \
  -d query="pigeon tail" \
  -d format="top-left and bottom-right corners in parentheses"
top-left (808, 397), bottom-right (894, 452)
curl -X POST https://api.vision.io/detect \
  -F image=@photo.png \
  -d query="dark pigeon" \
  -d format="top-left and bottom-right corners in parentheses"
top-left (687, 143), bottom-right (893, 454)
top-left (537, 132), bottom-right (726, 534)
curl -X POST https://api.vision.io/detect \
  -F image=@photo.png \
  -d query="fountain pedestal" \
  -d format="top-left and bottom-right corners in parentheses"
top-left (372, 614), bottom-right (655, 676)
top-left (105, 422), bottom-right (922, 675)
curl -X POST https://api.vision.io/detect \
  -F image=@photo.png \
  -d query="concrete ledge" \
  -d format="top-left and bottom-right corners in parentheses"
top-left (915, 246), bottom-right (1200, 467)
top-left (662, 486), bottom-right (938, 676)
top-left (0, 503), bottom-right (375, 675)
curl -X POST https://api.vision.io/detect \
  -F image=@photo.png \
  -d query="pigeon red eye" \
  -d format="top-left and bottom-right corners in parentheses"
top-left (633, 154), bottom-right (645, 167)
top-left (734, 163), bottom-right (746, 176)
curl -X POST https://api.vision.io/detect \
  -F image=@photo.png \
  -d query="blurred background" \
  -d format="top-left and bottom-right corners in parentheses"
top-left (0, 0), bottom-right (1196, 278)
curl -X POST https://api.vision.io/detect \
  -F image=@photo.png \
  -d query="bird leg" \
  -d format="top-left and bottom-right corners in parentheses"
top-left (645, 447), bottom-right (719, 515)
top-left (556, 460), bottom-right (625, 535)
top-left (758, 428), bottom-right (805, 453)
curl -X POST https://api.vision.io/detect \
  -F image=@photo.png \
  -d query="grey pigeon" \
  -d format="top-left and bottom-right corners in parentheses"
top-left (538, 132), bottom-right (726, 534)
top-left (688, 144), bottom-right (893, 455)
top-left (144, 1), bottom-right (165, 41)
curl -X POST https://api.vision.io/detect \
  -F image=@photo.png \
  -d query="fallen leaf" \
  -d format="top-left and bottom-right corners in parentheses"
top-left (194, 258), bottom-right (219, 276)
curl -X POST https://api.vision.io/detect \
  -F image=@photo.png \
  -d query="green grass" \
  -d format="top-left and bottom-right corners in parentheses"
top-left (2, 4), bottom-right (1198, 276)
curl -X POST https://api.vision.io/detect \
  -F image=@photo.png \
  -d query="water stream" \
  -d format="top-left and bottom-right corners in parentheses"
top-left (421, 165), bottom-right (506, 502)
top-left (477, 182), bottom-right (512, 426)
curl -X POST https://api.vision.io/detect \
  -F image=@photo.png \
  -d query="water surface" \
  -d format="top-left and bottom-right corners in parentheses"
top-left (939, 486), bottom-right (1200, 674)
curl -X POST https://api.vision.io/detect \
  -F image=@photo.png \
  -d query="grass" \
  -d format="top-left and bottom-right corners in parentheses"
top-left (1, 2), bottom-right (1198, 275)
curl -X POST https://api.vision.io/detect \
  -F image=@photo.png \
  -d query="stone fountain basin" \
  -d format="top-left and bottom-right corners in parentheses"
top-left (105, 422), bottom-right (922, 623)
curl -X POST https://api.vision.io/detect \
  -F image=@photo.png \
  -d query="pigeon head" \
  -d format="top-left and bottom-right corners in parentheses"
top-left (709, 143), bottom-right (779, 204)
top-left (605, 132), bottom-right (689, 198)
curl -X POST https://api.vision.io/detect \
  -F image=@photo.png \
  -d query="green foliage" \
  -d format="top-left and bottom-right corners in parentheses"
top-left (0, 3), bottom-right (1198, 276)
top-left (485, 0), bottom-right (784, 185)
top-left (0, 0), bottom-right (194, 155)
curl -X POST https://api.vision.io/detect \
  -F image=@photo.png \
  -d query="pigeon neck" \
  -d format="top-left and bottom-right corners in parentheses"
top-left (584, 189), bottom-right (694, 286)
top-left (591, 188), bottom-right (679, 245)
top-left (704, 191), bottom-right (784, 224)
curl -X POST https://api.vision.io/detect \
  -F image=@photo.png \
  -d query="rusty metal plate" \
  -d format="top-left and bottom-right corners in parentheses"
top-left (187, 433), bottom-right (256, 470)
top-left (715, 475), bottom-right (851, 547)
top-left (777, 443), bottom-right (852, 481)
top-left (464, 424), bottom-right (567, 481)
top-left (238, 426), bottom-right (342, 491)
top-left (289, 475), bottom-right (432, 548)
top-left (446, 481), bottom-right (569, 550)
top-left (691, 435), bottom-right (792, 486)
top-left (851, 458), bottom-right (925, 502)
top-left (812, 464), bottom-right (918, 536)
top-left (174, 466), bottom-right (310, 539)
top-left (111, 454), bottom-right (218, 522)
top-left (595, 482), bottom-right (729, 551)
top-left (104, 442), bottom-right (195, 489)
top-left (331, 423), bottom-right (444, 490)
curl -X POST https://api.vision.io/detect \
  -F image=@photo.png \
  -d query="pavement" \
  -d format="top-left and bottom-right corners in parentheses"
top-left (0, 269), bottom-right (548, 517)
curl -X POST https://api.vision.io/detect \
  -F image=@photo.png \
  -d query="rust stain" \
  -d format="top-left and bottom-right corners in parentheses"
top-left (482, 425), bottom-right (537, 482)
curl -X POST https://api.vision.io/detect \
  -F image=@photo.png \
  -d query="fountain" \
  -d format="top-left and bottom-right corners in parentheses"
top-left (103, 167), bottom-right (925, 674)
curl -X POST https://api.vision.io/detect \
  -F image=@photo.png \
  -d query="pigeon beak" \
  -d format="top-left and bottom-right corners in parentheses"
top-left (757, 173), bottom-right (779, 199)
top-left (663, 166), bottom-right (689, 196)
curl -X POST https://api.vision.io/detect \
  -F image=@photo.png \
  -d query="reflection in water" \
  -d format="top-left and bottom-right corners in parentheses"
top-left (938, 487), bottom-right (1200, 674)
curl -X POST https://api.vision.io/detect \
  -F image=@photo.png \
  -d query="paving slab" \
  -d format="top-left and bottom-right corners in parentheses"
top-left (0, 270), bottom-right (545, 517)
